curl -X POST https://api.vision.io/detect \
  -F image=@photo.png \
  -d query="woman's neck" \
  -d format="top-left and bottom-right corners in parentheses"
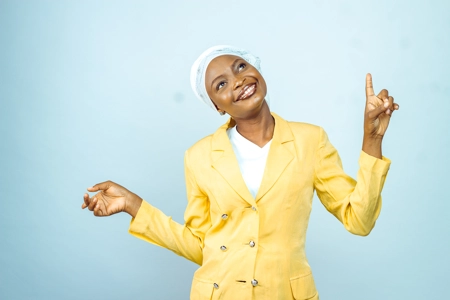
top-left (232, 102), bottom-right (274, 148)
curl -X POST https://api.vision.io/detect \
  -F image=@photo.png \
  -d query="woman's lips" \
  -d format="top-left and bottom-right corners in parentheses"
top-left (237, 83), bottom-right (257, 101)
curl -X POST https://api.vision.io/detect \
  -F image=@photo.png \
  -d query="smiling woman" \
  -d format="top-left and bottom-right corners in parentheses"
top-left (82, 45), bottom-right (399, 300)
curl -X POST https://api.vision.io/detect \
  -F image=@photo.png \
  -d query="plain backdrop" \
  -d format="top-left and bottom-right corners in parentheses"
top-left (1, 0), bottom-right (449, 299)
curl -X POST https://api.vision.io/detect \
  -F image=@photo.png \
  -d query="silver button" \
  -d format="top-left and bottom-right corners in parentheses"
top-left (249, 240), bottom-right (255, 247)
top-left (251, 206), bottom-right (257, 211)
top-left (251, 279), bottom-right (258, 287)
top-left (213, 283), bottom-right (219, 289)
top-left (221, 214), bottom-right (228, 220)
top-left (220, 245), bottom-right (227, 251)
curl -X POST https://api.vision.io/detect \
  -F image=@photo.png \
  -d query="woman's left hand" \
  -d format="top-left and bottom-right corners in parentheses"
top-left (364, 73), bottom-right (399, 138)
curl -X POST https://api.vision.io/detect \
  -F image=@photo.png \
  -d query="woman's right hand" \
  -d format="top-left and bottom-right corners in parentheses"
top-left (82, 180), bottom-right (143, 218)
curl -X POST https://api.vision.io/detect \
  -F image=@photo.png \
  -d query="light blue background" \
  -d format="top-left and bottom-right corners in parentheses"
top-left (1, 0), bottom-right (449, 299)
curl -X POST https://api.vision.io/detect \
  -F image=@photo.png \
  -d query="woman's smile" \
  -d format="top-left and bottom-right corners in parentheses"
top-left (236, 83), bottom-right (257, 101)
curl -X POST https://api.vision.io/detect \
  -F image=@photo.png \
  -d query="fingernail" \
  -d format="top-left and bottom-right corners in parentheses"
top-left (384, 102), bottom-right (389, 108)
top-left (93, 197), bottom-right (97, 202)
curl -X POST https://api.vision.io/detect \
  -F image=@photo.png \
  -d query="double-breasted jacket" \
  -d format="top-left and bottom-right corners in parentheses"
top-left (129, 112), bottom-right (391, 299)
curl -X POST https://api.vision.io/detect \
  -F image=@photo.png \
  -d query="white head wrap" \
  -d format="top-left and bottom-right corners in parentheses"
top-left (190, 45), bottom-right (269, 113)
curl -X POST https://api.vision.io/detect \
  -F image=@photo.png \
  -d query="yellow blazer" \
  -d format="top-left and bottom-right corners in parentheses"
top-left (129, 112), bottom-right (390, 300)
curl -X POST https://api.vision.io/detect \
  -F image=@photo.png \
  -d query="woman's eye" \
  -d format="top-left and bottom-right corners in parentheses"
top-left (238, 63), bottom-right (246, 71)
top-left (217, 81), bottom-right (225, 90)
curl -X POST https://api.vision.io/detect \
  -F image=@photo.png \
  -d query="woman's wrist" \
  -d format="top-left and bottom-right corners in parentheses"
top-left (125, 194), bottom-right (143, 218)
top-left (362, 135), bottom-right (383, 159)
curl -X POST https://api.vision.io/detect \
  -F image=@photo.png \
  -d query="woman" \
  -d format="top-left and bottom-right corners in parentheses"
top-left (82, 45), bottom-right (399, 299)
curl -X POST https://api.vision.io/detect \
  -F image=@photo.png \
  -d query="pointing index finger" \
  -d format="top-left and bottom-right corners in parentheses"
top-left (366, 73), bottom-right (375, 98)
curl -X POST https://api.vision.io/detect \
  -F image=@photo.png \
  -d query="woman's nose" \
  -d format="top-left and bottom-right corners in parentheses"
top-left (233, 77), bottom-right (246, 90)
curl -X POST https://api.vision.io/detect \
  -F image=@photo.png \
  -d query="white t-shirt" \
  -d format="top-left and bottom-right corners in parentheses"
top-left (227, 126), bottom-right (272, 198)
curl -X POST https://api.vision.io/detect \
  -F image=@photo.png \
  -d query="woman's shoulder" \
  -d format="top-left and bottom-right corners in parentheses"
top-left (186, 117), bottom-right (232, 156)
top-left (287, 121), bottom-right (324, 147)
top-left (185, 134), bottom-right (214, 156)
top-left (271, 113), bottom-right (329, 151)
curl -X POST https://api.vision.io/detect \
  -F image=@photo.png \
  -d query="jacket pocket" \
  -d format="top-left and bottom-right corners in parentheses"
top-left (290, 273), bottom-right (318, 300)
top-left (190, 277), bottom-right (215, 300)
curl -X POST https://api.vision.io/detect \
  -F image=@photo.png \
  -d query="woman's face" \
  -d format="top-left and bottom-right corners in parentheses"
top-left (205, 55), bottom-right (267, 118)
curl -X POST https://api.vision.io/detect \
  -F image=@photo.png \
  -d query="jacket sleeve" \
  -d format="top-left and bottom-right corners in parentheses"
top-left (313, 127), bottom-right (391, 236)
top-left (128, 151), bottom-right (211, 265)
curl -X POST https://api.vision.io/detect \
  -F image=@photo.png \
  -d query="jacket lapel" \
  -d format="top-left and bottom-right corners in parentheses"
top-left (255, 113), bottom-right (294, 201)
top-left (210, 113), bottom-right (294, 205)
top-left (211, 119), bottom-right (256, 206)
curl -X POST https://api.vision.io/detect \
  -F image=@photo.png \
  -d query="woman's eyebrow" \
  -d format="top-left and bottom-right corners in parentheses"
top-left (211, 58), bottom-right (242, 90)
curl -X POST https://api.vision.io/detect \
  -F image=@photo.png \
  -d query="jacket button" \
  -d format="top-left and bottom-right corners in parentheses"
top-left (251, 279), bottom-right (258, 287)
top-left (220, 245), bottom-right (227, 251)
top-left (213, 283), bottom-right (219, 289)
top-left (251, 206), bottom-right (257, 211)
top-left (221, 214), bottom-right (228, 220)
top-left (249, 240), bottom-right (255, 247)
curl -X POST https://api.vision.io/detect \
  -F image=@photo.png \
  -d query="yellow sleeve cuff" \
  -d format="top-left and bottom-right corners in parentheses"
top-left (128, 199), bottom-right (153, 235)
top-left (359, 150), bottom-right (391, 174)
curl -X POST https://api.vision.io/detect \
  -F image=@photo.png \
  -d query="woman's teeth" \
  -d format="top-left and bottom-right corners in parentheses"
top-left (238, 84), bottom-right (256, 100)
